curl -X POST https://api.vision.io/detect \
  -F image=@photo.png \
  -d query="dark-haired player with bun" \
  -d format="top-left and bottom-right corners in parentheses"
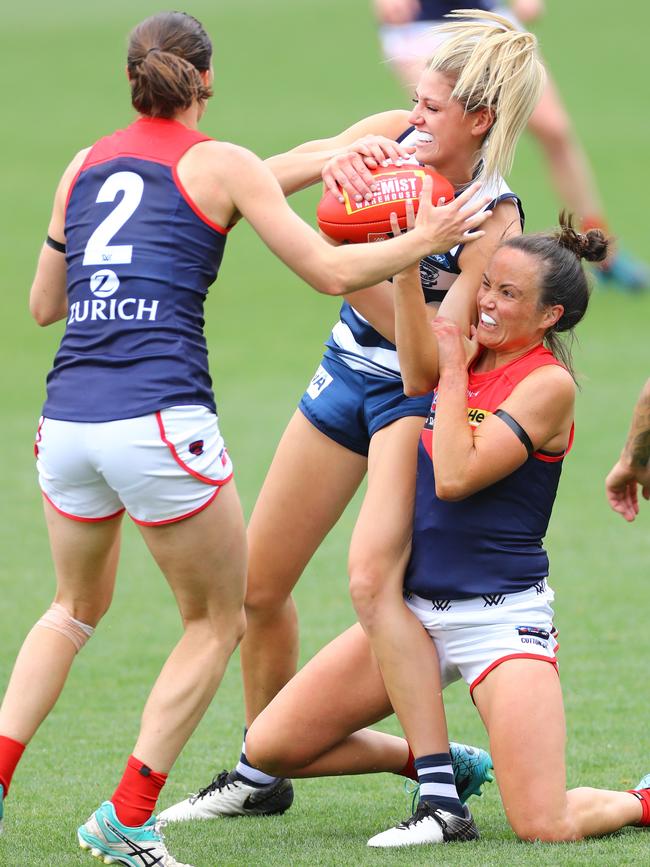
top-left (0, 11), bottom-right (487, 865)
top-left (242, 217), bottom-right (650, 847)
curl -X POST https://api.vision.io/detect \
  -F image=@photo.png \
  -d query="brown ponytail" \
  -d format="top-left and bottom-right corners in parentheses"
top-left (127, 12), bottom-right (213, 119)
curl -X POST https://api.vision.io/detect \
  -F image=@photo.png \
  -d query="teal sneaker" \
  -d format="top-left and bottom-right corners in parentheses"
top-left (78, 801), bottom-right (192, 866)
top-left (593, 251), bottom-right (650, 293)
top-left (0, 783), bottom-right (4, 835)
top-left (450, 742), bottom-right (494, 803)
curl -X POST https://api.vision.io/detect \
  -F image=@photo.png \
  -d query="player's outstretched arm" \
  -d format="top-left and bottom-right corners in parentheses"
top-left (219, 145), bottom-right (490, 295)
top-left (605, 378), bottom-right (650, 521)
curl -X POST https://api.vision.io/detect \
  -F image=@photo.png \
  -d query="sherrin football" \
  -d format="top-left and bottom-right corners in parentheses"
top-left (317, 163), bottom-right (454, 244)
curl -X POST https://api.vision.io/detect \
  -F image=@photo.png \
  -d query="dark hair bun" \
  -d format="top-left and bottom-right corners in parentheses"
top-left (556, 211), bottom-right (609, 263)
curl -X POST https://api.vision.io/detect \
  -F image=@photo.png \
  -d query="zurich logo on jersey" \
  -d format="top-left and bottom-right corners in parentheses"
top-left (89, 269), bottom-right (120, 298)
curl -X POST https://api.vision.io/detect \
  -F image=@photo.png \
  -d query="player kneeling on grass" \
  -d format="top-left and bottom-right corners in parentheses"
top-left (240, 216), bottom-right (650, 847)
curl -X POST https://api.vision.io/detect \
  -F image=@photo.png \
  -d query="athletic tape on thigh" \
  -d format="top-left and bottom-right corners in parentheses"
top-left (37, 602), bottom-right (95, 652)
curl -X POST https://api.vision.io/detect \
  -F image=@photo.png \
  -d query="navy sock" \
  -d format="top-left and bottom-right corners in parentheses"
top-left (415, 752), bottom-right (464, 817)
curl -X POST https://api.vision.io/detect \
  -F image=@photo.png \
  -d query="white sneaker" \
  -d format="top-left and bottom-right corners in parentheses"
top-left (158, 769), bottom-right (294, 822)
top-left (367, 802), bottom-right (479, 848)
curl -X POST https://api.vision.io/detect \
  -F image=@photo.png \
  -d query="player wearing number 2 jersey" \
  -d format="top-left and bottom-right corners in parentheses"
top-left (0, 11), bottom-right (484, 865)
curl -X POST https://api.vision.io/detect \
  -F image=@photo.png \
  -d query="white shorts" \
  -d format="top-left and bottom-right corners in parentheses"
top-left (35, 405), bottom-right (233, 526)
top-left (405, 580), bottom-right (559, 699)
top-left (379, 8), bottom-right (521, 65)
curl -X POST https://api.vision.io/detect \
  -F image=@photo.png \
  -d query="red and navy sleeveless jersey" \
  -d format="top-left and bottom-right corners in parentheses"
top-left (404, 345), bottom-right (573, 599)
top-left (43, 117), bottom-right (230, 422)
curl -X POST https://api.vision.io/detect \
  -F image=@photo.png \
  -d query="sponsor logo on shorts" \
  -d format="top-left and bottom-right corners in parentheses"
top-left (189, 440), bottom-right (204, 456)
top-left (306, 365), bottom-right (333, 400)
top-left (517, 625), bottom-right (550, 649)
top-left (517, 626), bottom-right (550, 640)
top-left (430, 599), bottom-right (452, 612)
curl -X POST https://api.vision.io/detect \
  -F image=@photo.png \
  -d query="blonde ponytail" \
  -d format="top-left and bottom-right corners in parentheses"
top-left (427, 9), bottom-right (545, 185)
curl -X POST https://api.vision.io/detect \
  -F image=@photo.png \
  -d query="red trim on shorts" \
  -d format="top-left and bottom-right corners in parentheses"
top-left (41, 490), bottom-right (125, 523)
top-left (34, 417), bottom-right (44, 458)
top-left (469, 653), bottom-right (559, 701)
top-left (130, 484), bottom-right (224, 526)
top-left (155, 411), bottom-right (233, 486)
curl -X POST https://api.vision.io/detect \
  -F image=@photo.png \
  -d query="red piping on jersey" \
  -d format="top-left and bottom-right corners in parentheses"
top-left (155, 411), bottom-right (234, 487)
top-left (130, 485), bottom-right (224, 526)
top-left (533, 423), bottom-right (575, 462)
top-left (469, 652), bottom-right (559, 701)
top-left (41, 490), bottom-right (125, 523)
top-left (65, 117), bottom-right (230, 234)
top-left (171, 165), bottom-right (230, 235)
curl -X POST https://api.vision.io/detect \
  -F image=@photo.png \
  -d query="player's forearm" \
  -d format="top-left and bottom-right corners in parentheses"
top-left (266, 145), bottom-right (340, 196)
top-left (621, 379), bottom-right (650, 470)
top-left (431, 368), bottom-right (474, 499)
top-left (394, 268), bottom-right (439, 394)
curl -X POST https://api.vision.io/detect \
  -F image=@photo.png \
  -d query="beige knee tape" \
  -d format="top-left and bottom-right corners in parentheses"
top-left (37, 602), bottom-right (95, 652)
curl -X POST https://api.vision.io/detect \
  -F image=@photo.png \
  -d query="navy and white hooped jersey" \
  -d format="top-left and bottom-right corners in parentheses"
top-left (43, 117), bottom-right (230, 423)
top-left (405, 345), bottom-right (573, 600)
top-left (324, 127), bottom-right (523, 380)
top-left (415, 1), bottom-right (494, 21)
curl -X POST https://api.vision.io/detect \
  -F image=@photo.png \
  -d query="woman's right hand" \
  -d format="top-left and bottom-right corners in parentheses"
top-left (322, 136), bottom-right (416, 203)
top-left (412, 178), bottom-right (493, 255)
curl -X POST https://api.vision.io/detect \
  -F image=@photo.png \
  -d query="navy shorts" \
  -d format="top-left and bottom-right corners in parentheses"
top-left (298, 355), bottom-right (432, 456)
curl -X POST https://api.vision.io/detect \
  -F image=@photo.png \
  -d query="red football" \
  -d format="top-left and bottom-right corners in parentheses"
top-left (317, 163), bottom-right (454, 244)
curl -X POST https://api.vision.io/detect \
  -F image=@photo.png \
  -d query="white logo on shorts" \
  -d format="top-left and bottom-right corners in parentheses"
top-left (89, 269), bottom-right (120, 298)
top-left (306, 365), bottom-right (333, 399)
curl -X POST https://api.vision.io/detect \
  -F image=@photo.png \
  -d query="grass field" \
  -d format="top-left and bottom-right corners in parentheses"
top-left (1, 0), bottom-right (649, 864)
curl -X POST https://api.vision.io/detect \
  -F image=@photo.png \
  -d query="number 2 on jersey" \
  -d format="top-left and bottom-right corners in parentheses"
top-left (83, 171), bottom-right (144, 266)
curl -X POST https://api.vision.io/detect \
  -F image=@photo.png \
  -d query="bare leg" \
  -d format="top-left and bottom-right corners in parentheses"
top-left (473, 658), bottom-right (642, 840)
top-left (0, 502), bottom-right (121, 744)
top-left (526, 76), bottom-right (603, 223)
top-left (245, 623), bottom-right (407, 778)
top-left (349, 417), bottom-right (449, 758)
top-left (134, 480), bottom-right (247, 772)
top-left (242, 411), bottom-right (367, 724)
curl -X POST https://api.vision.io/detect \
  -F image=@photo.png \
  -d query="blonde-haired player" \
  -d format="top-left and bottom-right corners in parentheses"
top-left (161, 10), bottom-right (546, 823)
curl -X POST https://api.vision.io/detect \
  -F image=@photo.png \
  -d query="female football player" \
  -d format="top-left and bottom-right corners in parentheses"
top-left (243, 217), bottom-right (650, 847)
top-left (161, 10), bottom-right (546, 823)
top-left (0, 11), bottom-right (488, 865)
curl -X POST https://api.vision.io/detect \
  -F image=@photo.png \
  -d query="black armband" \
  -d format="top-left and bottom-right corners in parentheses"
top-left (494, 408), bottom-right (534, 456)
top-left (46, 235), bottom-right (66, 253)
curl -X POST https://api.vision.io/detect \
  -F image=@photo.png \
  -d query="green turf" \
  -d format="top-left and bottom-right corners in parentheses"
top-left (1, 0), bottom-right (649, 864)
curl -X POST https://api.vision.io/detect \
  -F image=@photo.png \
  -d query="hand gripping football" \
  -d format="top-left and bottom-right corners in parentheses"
top-left (317, 163), bottom-right (454, 243)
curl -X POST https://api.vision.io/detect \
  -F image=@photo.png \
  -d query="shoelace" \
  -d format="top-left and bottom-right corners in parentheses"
top-left (401, 800), bottom-right (447, 831)
top-left (403, 779), bottom-right (420, 813)
top-left (190, 770), bottom-right (232, 803)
